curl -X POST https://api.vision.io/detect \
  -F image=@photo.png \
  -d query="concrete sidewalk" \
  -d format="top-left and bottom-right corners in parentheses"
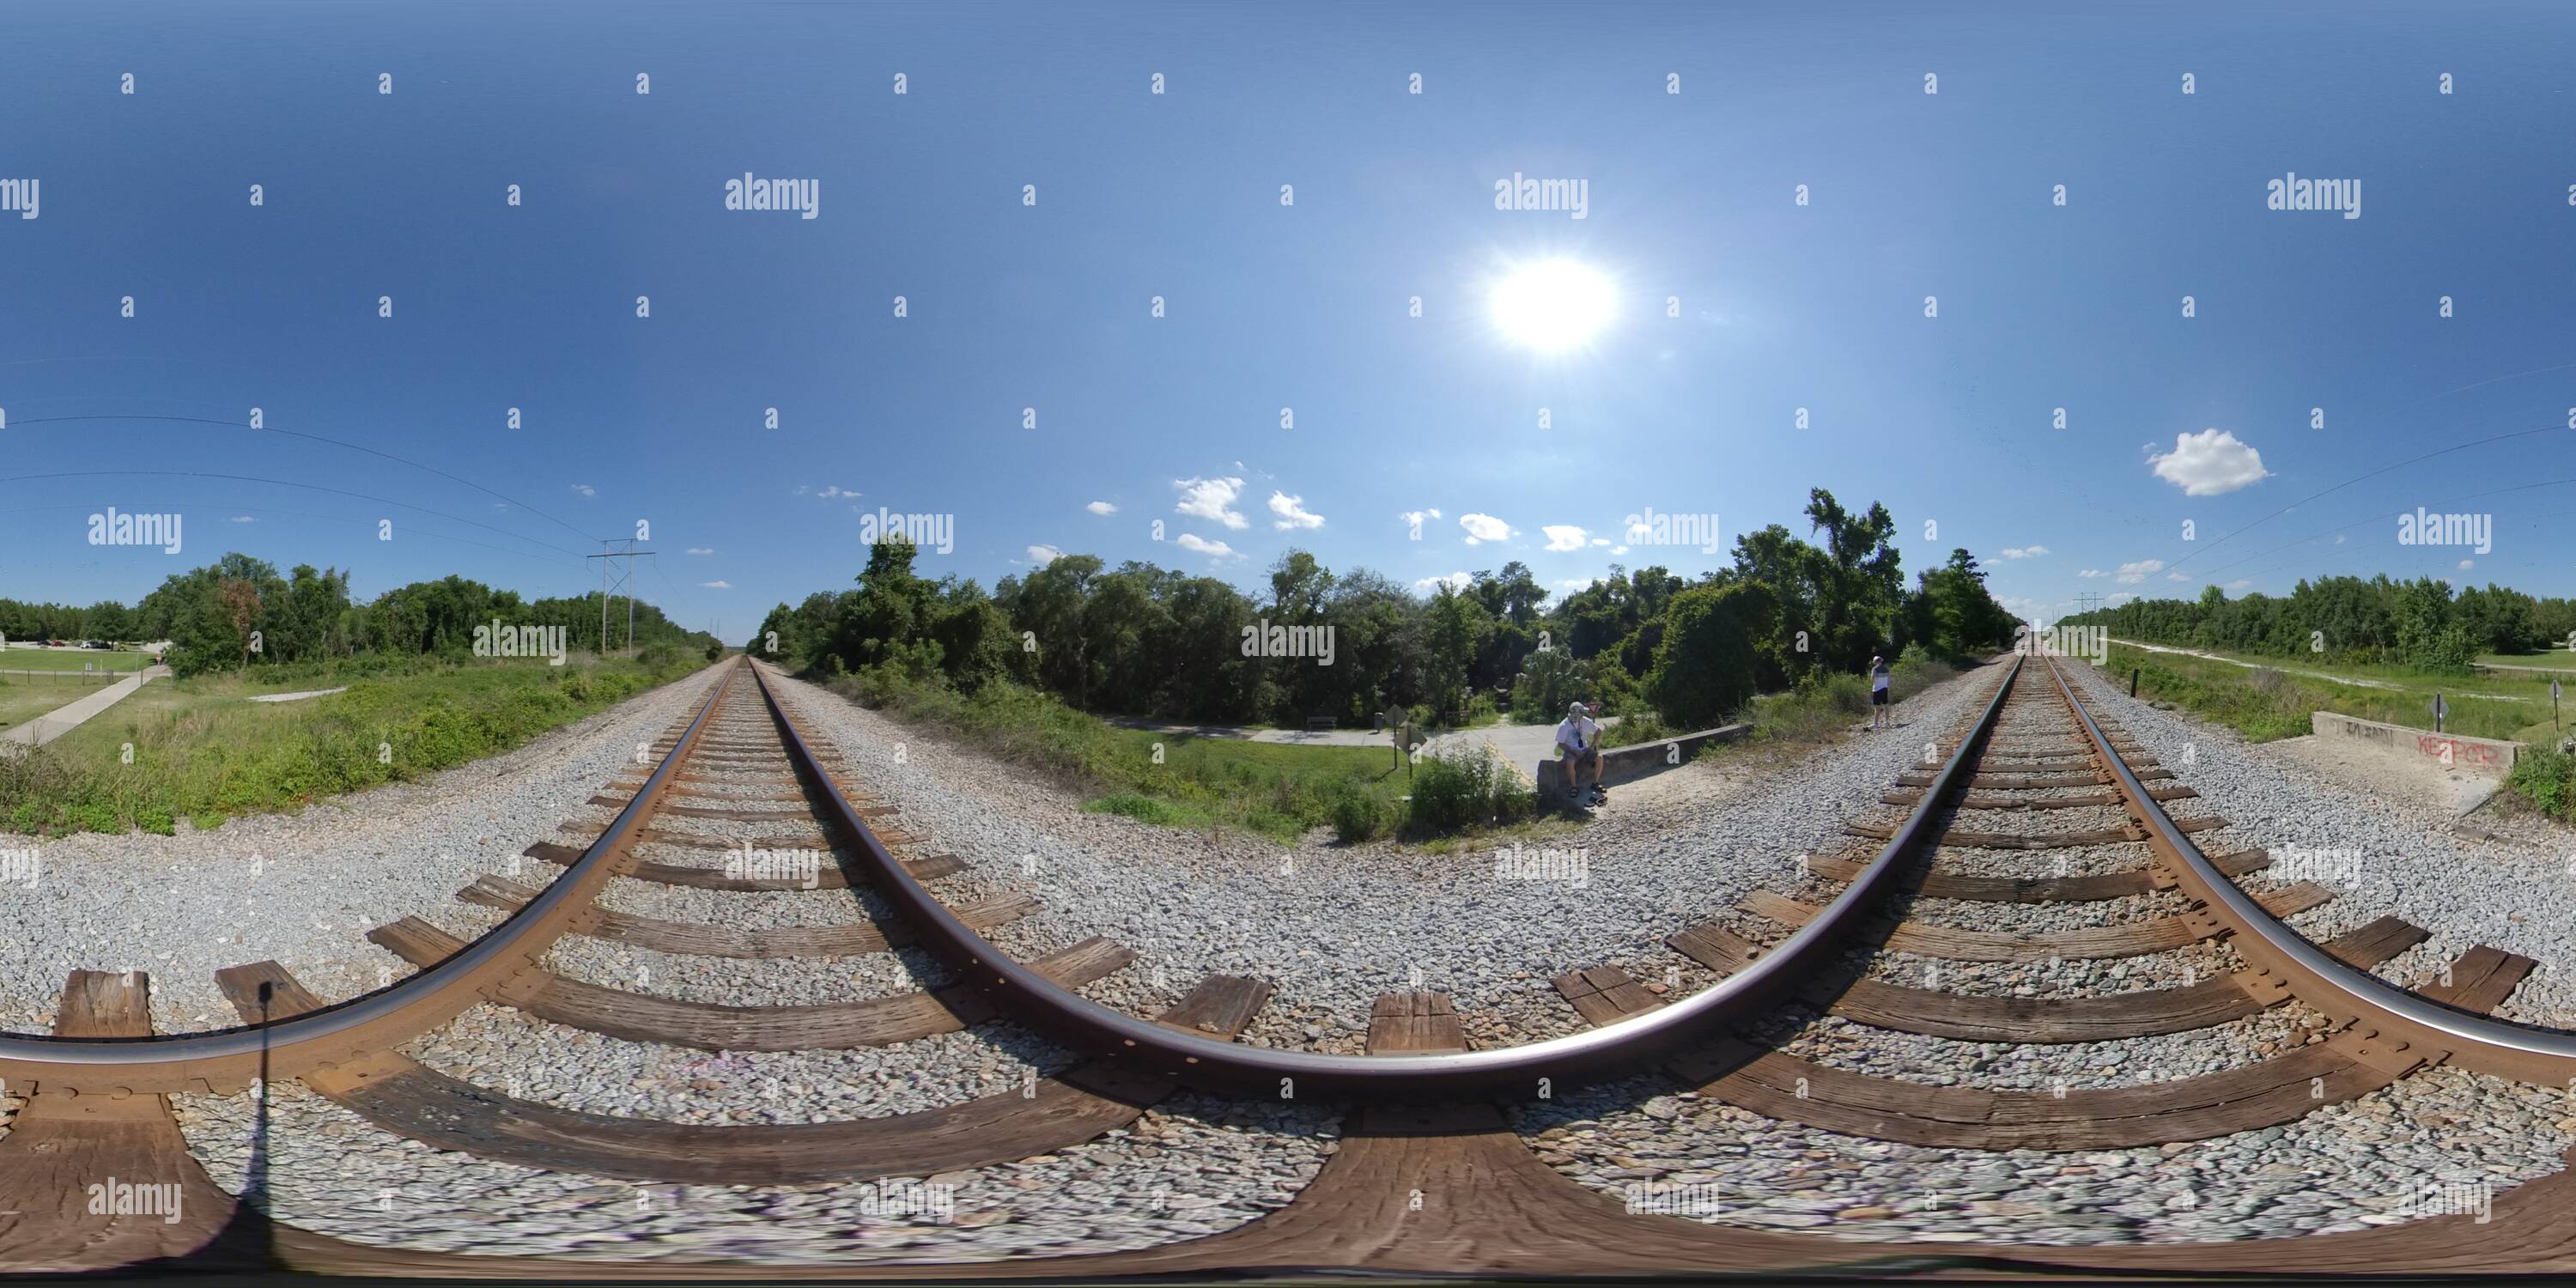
top-left (1102, 714), bottom-right (1618, 762)
top-left (2, 664), bottom-right (171, 751)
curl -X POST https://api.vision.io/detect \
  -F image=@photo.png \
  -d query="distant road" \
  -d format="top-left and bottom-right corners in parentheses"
top-left (2110, 638), bottom-right (2401, 690)
top-left (2114, 638), bottom-right (2548, 702)
top-left (2473, 659), bottom-right (2576, 678)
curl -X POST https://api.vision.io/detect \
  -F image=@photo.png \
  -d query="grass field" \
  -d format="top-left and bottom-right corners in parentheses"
top-left (0, 648), bottom-right (151, 674)
top-left (0, 649), bottom-right (712, 836)
top-left (2107, 642), bottom-right (2567, 744)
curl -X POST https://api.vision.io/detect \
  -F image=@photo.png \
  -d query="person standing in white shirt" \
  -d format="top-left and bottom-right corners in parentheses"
top-left (1868, 654), bottom-right (1893, 729)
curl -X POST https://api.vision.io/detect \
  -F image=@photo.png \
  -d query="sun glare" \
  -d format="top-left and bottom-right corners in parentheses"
top-left (1490, 259), bottom-right (1616, 351)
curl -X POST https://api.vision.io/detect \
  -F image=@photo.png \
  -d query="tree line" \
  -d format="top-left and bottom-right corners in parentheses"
top-left (752, 487), bottom-right (2023, 731)
top-left (2, 554), bottom-right (720, 677)
top-left (2063, 576), bottom-right (2576, 673)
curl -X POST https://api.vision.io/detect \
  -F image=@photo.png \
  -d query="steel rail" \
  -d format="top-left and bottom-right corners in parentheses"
top-left (2043, 652), bottom-right (2576, 1084)
top-left (0, 659), bottom-right (743, 1097)
top-left (752, 653), bottom-right (2026, 1098)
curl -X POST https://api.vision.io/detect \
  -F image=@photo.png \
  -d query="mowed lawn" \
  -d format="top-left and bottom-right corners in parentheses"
top-left (0, 648), bottom-right (152, 673)
top-left (2109, 643), bottom-right (2570, 744)
top-left (3, 653), bottom-right (710, 835)
top-left (0, 677), bottom-right (88, 734)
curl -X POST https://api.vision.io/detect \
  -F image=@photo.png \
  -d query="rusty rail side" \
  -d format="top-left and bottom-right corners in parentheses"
top-left (2042, 653), bottom-right (2576, 1085)
top-left (0, 659), bottom-right (742, 1097)
top-left (750, 653), bottom-right (2026, 1098)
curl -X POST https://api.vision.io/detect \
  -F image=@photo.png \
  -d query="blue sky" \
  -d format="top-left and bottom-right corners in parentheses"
top-left (4, 0), bottom-right (2573, 635)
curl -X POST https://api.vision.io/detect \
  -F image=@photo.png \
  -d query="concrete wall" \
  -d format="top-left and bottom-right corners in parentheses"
top-left (2310, 710), bottom-right (2523, 778)
top-left (1535, 723), bottom-right (1751, 805)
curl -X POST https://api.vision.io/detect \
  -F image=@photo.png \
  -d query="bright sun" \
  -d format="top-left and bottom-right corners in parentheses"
top-left (1490, 259), bottom-right (1616, 351)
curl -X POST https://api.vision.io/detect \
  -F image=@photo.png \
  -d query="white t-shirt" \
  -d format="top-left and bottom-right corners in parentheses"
top-left (1871, 663), bottom-right (1893, 692)
top-left (1556, 714), bottom-right (1598, 753)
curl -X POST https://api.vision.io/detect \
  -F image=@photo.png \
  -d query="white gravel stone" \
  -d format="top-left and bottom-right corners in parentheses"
top-left (0, 666), bottom-right (726, 1033)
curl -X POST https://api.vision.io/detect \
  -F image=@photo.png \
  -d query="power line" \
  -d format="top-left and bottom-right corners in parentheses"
top-left (2196, 476), bottom-right (2576, 584)
top-left (0, 500), bottom-right (591, 574)
top-left (8, 414), bottom-right (601, 544)
top-left (2163, 422), bottom-right (2570, 573)
top-left (0, 470), bottom-right (593, 560)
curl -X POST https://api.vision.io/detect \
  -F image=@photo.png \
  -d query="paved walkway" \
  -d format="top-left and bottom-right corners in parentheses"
top-left (1, 664), bottom-right (171, 751)
top-left (246, 685), bottom-right (350, 704)
top-left (2111, 638), bottom-right (2402, 690)
top-left (1103, 714), bottom-right (1617, 766)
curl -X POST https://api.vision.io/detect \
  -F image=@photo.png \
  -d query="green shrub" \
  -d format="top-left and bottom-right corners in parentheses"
top-left (1404, 744), bottom-right (1534, 835)
top-left (2508, 748), bottom-right (2576, 819)
top-left (1328, 785), bottom-right (1394, 842)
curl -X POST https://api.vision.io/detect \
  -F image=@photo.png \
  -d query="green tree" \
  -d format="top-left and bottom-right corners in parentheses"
top-left (1648, 581), bottom-right (1780, 728)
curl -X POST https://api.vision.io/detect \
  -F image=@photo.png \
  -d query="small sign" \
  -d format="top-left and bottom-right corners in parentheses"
top-left (2554, 678), bottom-right (2565, 701)
top-left (2430, 695), bottom-right (2449, 720)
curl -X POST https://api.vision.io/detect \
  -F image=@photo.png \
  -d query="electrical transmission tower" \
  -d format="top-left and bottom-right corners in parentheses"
top-left (586, 540), bottom-right (655, 658)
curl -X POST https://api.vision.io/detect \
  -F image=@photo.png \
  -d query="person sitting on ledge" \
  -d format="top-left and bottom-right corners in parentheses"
top-left (1555, 700), bottom-right (1606, 804)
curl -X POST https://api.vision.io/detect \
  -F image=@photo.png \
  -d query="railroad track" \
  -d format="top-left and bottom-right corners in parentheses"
top-left (8, 652), bottom-right (2576, 1278)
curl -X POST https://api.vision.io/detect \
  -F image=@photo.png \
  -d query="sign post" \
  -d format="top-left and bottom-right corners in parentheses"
top-left (2553, 677), bottom-right (2563, 732)
top-left (2430, 693), bottom-right (2448, 735)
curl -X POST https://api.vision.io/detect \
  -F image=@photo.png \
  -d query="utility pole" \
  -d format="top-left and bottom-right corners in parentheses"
top-left (585, 540), bottom-right (654, 659)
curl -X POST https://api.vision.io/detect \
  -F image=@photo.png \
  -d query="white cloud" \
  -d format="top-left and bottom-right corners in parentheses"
top-left (1610, 545), bottom-right (1630, 556)
top-left (699, 580), bottom-right (732, 589)
top-left (1268, 491), bottom-right (1324, 531)
top-left (1174, 476), bottom-right (1249, 529)
top-left (817, 484), bottom-right (859, 500)
top-left (2167, 571), bottom-right (2190, 581)
top-left (1541, 525), bottom-right (1589, 552)
top-left (2108, 592), bottom-right (2139, 605)
top-left (1175, 532), bottom-right (1237, 559)
top-left (685, 547), bottom-right (714, 555)
top-left (569, 483), bottom-right (596, 497)
top-left (229, 515), bottom-right (255, 523)
top-left (1554, 578), bottom-right (1592, 590)
top-left (2149, 429), bottom-right (2272, 496)
top-left (2333, 533), bottom-right (2347, 545)
top-left (1414, 571), bottom-right (1473, 593)
top-left (1085, 501), bottom-right (1118, 516)
top-left (1998, 545), bottom-right (2048, 560)
top-left (1459, 513), bottom-right (1512, 544)
top-left (2227, 579), bottom-right (2251, 589)
top-left (2078, 568), bottom-right (2105, 578)
top-left (1590, 537), bottom-right (1610, 547)
top-left (1027, 544), bottom-right (1063, 566)
top-left (2114, 559), bottom-right (2166, 585)
top-left (2458, 558), bottom-right (2476, 570)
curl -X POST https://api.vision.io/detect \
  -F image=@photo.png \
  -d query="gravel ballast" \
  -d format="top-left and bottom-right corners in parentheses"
top-left (171, 1082), bottom-right (1333, 1265)
top-left (757, 664), bottom-right (2002, 1050)
top-left (0, 665), bottom-right (726, 1034)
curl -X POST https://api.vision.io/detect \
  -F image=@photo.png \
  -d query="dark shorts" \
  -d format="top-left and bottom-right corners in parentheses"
top-left (1871, 688), bottom-right (1890, 706)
